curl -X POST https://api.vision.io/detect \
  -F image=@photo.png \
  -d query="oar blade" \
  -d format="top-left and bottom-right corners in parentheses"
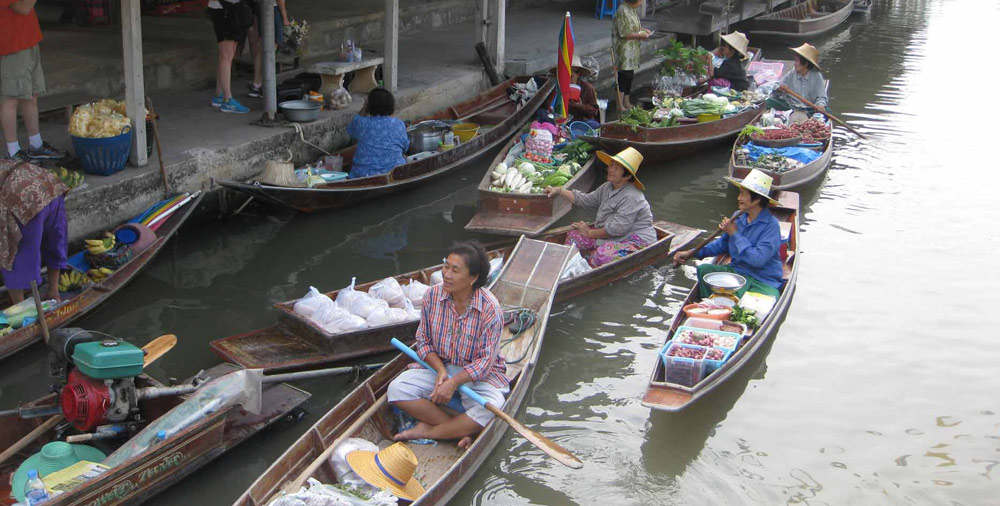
top-left (492, 407), bottom-right (583, 469)
top-left (143, 334), bottom-right (177, 367)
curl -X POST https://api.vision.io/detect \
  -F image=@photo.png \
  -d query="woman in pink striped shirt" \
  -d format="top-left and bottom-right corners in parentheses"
top-left (388, 242), bottom-right (508, 448)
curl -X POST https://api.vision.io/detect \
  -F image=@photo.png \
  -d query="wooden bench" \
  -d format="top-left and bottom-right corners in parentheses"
top-left (306, 56), bottom-right (383, 96)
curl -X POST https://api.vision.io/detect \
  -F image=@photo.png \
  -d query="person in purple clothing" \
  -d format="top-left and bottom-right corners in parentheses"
top-left (346, 88), bottom-right (408, 179)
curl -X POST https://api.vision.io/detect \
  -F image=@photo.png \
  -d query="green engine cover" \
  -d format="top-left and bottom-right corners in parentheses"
top-left (72, 340), bottom-right (144, 380)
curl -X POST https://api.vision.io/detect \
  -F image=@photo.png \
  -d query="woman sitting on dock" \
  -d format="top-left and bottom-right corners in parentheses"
top-left (673, 169), bottom-right (783, 299)
top-left (768, 43), bottom-right (828, 116)
top-left (346, 87), bottom-right (409, 179)
top-left (545, 147), bottom-right (656, 267)
top-left (705, 31), bottom-right (751, 92)
top-left (388, 241), bottom-right (507, 449)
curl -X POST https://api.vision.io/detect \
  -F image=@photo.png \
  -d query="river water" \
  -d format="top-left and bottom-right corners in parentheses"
top-left (3, 0), bottom-right (998, 504)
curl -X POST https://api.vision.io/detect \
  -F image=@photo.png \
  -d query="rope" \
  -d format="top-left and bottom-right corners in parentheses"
top-left (500, 307), bottom-right (540, 365)
top-left (290, 123), bottom-right (332, 156)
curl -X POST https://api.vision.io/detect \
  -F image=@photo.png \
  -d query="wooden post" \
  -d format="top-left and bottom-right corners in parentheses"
top-left (384, 0), bottom-right (398, 92)
top-left (261, 0), bottom-right (277, 121)
top-left (121, 0), bottom-right (147, 167)
top-left (475, 0), bottom-right (489, 59)
top-left (488, 0), bottom-right (505, 77)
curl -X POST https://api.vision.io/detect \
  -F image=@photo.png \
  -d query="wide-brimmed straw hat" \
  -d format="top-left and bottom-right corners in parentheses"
top-left (596, 147), bottom-right (645, 191)
top-left (724, 168), bottom-right (779, 206)
top-left (551, 55), bottom-right (593, 77)
top-left (720, 31), bottom-right (749, 60)
top-left (789, 43), bottom-right (822, 70)
top-left (346, 442), bottom-right (426, 501)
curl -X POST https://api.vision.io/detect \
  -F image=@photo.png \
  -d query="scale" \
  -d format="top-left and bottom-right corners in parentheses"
top-left (703, 271), bottom-right (747, 308)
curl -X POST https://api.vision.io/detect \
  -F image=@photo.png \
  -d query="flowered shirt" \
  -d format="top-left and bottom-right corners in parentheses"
top-left (697, 207), bottom-right (784, 289)
top-left (613, 3), bottom-right (642, 71)
top-left (412, 284), bottom-right (508, 389)
top-left (346, 115), bottom-right (409, 179)
top-left (0, 160), bottom-right (68, 270)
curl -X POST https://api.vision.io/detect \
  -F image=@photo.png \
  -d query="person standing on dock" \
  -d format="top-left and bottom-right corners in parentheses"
top-left (768, 43), bottom-right (828, 117)
top-left (0, 159), bottom-right (69, 305)
top-left (613, 0), bottom-right (652, 111)
top-left (1, 0), bottom-right (66, 162)
top-left (207, 0), bottom-right (252, 113)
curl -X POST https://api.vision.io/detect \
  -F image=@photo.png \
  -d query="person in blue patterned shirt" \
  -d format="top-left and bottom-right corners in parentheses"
top-left (346, 87), bottom-right (409, 179)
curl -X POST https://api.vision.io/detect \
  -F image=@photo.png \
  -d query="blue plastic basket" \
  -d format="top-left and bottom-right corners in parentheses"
top-left (703, 346), bottom-right (733, 376)
top-left (674, 326), bottom-right (741, 352)
top-left (568, 121), bottom-right (596, 139)
top-left (658, 342), bottom-right (707, 387)
top-left (71, 126), bottom-right (132, 176)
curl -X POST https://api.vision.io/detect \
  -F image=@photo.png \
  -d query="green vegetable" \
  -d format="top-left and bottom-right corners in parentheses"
top-left (731, 305), bottom-right (759, 329)
top-left (621, 107), bottom-right (655, 131)
top-left (555, 140), bottom-right (594, 165)
top-left (655, 41), bottom-right (710, 77)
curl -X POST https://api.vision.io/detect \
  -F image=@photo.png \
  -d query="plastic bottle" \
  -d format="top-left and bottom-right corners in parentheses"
top-left (155, 430), bottom-right (167, 443)
top-left (345, 39), bottom-right (354, 62)
top-left (23, 469), bottom-right (49, 505)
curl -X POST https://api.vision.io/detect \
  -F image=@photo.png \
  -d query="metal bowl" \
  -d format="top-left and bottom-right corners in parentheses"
top-left (703, 271), bottom-right (747, 295)
top-left (279, 100), bottom-right (322, 123)
top-left (407, 124), bottom-right (448, 154)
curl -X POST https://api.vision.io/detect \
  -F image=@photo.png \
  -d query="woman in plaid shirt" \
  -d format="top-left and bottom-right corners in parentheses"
top-left (388, 242), bottom-right (507, 448)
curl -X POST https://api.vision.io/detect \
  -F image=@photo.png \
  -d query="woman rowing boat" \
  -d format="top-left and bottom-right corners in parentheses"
top-left (768, 43), bottom-right (829, 117)
top-left (673, 169), bottom-right (783, 299)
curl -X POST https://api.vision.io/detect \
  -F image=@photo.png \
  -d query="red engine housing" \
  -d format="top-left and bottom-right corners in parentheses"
top-left (61, 369), bottom-right (112, 431)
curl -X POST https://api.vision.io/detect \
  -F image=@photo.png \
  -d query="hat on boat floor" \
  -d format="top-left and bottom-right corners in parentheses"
top-left (724, 168), bottom-right (780, 206)
top-left (12, 441), bottom-right (106, 501)
top-left (596, 147), bottom-right (645, 191)
top-left (720, 31), bottom-right (750, 60)
top-left (789, 43), bottom-right (822, 70)
top-left (346, 442), bottom-right (426, 501)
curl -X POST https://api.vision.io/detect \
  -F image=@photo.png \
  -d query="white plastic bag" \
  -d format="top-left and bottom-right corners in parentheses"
top-left (330, 439), bottom-right (381, 494)
top-left (400, 279), bottom-right (429, 307)
top-left (430, 270), bottom-right (443, 285)
top-left (487, 256), bottom-right (504, 284)
top-left (346, 293), bottom-right (388, 320)
top-left (310, 303), bottom-right (351, 333)
top-left (271, 477), bottom-right (397, 506)
top-left (402, 298), bottom-right (421, 321)
top-left (368, 277), bottom-right (406, 308)
top-left (365, 306), bottom-right (410, 327)
top-left (560, 252), bottom-right (592, 280)
top-left (321, 311), bottom-right (368, 333)
top-left (335, 277), bottom-right (365, 308)
top-left (293, 286), bottom-right (334, 318)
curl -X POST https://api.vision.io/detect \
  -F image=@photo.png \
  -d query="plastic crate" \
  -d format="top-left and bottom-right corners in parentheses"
top-left (674, 326), bottom-right (741, 352)
top-left (71, 127), bottom-right (132, 176)
top-left (703, 346), bottom-right (733, 376)
top-left (659, 342), bottom-right (707, 387)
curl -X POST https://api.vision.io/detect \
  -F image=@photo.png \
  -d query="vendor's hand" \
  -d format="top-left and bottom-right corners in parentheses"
top-left (431, 376), bottom-right (458, 405)
top-left (673, 249), bottom-right (694, 265)
top-left (720, 217), bottom-right (737, 235)
top-left (814, 104), bottom-right (826, 114)
top-left (283, 18), bottom-right (290, 26)
top-left (778, 84), bottom-right (789, 93)
top-left (544, 186), bottom-right (561, 198)
top-left (571, 221), bottom-right (590, 234)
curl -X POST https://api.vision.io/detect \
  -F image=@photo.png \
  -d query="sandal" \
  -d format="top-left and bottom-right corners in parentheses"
top-left (509, 311), bottom-right (536, 334)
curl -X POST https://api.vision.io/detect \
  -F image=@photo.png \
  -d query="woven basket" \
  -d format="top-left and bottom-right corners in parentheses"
top-left (85, 244), bottom-right (132, 270)
top-left (749, 133), bottom-right (802, 148)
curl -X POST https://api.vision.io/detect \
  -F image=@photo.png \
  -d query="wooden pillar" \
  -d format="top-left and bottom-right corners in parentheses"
top-left (488, 0), bottom-right (505, 77)
top-left (384, 0), bottom-right (398, 92)
top-left (121, 0), bottom-right (147, 166)
top-left (261, 0), bottom-right (277, 121)
top-left (475, 0), bottom-right (489, 54)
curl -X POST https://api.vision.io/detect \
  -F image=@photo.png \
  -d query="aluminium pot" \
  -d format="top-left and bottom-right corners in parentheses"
top-left (279, 100), bottom-right (322, 123)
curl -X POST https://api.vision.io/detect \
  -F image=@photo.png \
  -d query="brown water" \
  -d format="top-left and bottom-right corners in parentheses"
top-left (3, 0), bottom-right (998, 504)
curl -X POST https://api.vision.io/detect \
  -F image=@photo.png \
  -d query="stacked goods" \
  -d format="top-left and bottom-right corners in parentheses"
top-left (673, 327), bottom-right (740, 351)
top-left (84, 232), bottom-right (117, 255)
top-left (58, 270), bottom-right (91, 292)
top-left (659, 342), bottom-right (707, 387)
top-left (680, 94), bottom-right (731, 116)
top-left (488, 160), bottom-right (581, 194)
top-left (788, 118), bottom-right (832, 142)
top-left (69, 99), bottom-right (139, 139)
top-left (86, 267), bottom-right (115, 283)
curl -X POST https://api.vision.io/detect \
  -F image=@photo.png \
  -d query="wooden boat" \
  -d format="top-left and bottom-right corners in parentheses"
top-left (218, 76), bottom-right (556, 213)
top-left (634, 47), bottom-right (765, 106)
top-left (642, 191), bottom-right (800, 411)
top-left (0, 363), bottom-right (309, 506)
top-left (464, 130), bottom-right (598, 236)
top-left (852, 0), bottom-right (872, 15)
top-left (751, 0), bottom-right (853, 40)
top-left (229, 237), bottom-right (574, 506)
top-left (581, 101), bottom-right (766, 163)
top-left (210, 221), bottom-right (703, 372)
top-left (0, 192), bottom-right (204, 362)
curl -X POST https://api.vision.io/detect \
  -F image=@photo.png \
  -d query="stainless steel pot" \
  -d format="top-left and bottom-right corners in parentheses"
top-left (279, 100), bottom-right (322, 123)
top-left (407, 124), bottom-right (447, 154)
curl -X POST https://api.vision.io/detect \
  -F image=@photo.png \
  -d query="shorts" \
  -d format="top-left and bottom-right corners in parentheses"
top-left (208, 6), bottom-right (247, 42)
top-left (387, 365), bottom-right (508, 427)
top-left (1, 46), bottom-right (46, 100)
top-left (0, 196), bottom-right (68, 290)
top-left (617, 70), bottom-right (635, 96)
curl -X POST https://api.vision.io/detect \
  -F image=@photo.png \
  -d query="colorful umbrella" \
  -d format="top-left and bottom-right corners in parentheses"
top-left (553, 11), bottom-right (575, 118)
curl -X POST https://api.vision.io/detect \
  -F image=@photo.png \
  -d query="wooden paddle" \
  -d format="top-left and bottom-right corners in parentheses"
top-left (29, 281), bottom-right (51, 346)
top-left (391, 338), bottom-right (583, 469)
top-left (145, 97), bottom-right (171, 196)
top-left (672, 210), bottom-right (744, 269)
top-left (0, 415), bottom-right (61, 466)
top-left (143, 334), bottom-right (177, 367)
top-left (780, 85), bottom-right (866, 139)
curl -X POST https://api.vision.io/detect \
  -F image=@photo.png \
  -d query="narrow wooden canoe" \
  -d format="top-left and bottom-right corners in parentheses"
top-left (464, 130), bottom-right (598, 236)
top-left (210, 221), bottom-right (703, 372)
top-left (0, 192), bottom-right (204, 362)
top-left (0, 363), bottom-right (309, 506)
top-left (218, 76), bottom-right (556, 213)
top-left (642, 191), bottom-right (800, 411)
top-left (852, 0), bottom-right (872, 15)
top-left (751, 0), bottom-right (853, 40)
top-left (230, 237), bottom-right (575, 506)
top-left (580, 102), bottom-right (766, 163)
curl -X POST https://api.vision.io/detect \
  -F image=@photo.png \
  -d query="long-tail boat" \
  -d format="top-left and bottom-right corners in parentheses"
top-left (751, 0), bottom-right (853, 40)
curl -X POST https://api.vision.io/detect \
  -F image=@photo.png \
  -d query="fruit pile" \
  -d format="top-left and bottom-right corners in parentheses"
top-left (666, 345), bottom-right (706, 359)
top-left (87, 267), bottom-right (115, 283)
top-left (52, 167), bottom-right (84, 189)
top-left (85, 232), bottom-right (116, 255)
top-left (58, 271), bottom-right (90, 292)
top-left (705, 348), bottom-right (726, 360)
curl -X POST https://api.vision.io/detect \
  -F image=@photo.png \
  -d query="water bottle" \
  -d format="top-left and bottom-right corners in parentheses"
top-left (155, 430), bottom-right (167, 443)
top-left (23, 470), bottom-right (49, 505)
top-left (345, 39), bottom-right (354, 62)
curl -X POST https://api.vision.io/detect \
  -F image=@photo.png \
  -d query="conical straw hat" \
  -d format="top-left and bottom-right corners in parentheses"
top-left (724, 168), bottom-right (779, 205)
top-left (596, 147), bottom-right (645, 191)
top-left (789, 43), bottom-right (822, 70)
top-left (720, 31), bottom-right (750, 59)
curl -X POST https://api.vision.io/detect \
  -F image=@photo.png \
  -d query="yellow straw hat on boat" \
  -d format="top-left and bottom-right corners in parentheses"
top-left (596, 147), bottom-right (645, 191)
top-left (789, 43), bottom-right (822, 70)
top-left (720, 31), bottom-right (750, 60)
top-left (724, 168), bottom-right (780, 206)
top-left (551, 54), bottom-right (593, 77)
top-left (346, 442), bottom-right (426, 501)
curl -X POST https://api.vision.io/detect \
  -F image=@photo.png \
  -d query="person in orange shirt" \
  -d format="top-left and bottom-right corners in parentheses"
top-left (1, 0), bottom-right (65, 162)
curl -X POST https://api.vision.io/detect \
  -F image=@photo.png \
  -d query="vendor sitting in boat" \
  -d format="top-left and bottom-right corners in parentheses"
top-left (388, 241), bottom-right (507, 449)
top-left (565, 55), bottom-right (600, 126)
top-left (704, 31), bottom-right (751, 92)
top-left (673, 168), bottom-right (783, 299)
top-left (545, 147), bottom-right (656, 267)
top-left (768, 43), bottom-right (828, 117)
top-left (346, 87), bottom-right (409, 179)
top-left (1, 159), bottom-right (69, 306)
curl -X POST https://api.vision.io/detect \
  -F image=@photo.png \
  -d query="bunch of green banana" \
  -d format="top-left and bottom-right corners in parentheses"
top-left (85, 232), bottom-right (116, 255)
top-left (53, 167), bottom-right (85, 189)
top-left (87, 267), bottom-right (114, 283)
top-left (58, 270), bottom-right (90, 292)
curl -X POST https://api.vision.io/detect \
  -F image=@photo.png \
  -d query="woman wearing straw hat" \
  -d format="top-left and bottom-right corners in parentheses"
top-left (768, 43), bottom-right (828, 116)
top-left (345, 442), bottom-right (426, 502)
top-left (564, 55), bottom-right (600, 123)
top-left (545, 146), bottom-right (655, 268)
top-left (704, 31), bottom-right (751, 91)
top-left (673, 168), bottom-right (783, 299)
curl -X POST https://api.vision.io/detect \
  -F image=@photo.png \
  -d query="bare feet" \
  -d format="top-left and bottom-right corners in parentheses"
top-left (457, 436), bottom-right (473, 449)
top-left (46, 291), bottom-right (61, 303)
top-left (394, 422), bottom-right (432, 441)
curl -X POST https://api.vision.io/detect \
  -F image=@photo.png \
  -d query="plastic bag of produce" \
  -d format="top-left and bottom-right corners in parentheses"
top-left (293, 286), bottom-right (334, 318)
top-left (365, 306), bottom-right (410, 327)
top-left (400, 279), bottom-right (429, 307)
top-left (320, 311), bottom-right (368, 333)
top-left (310, 303), bottom-right (351, 332)
top-left (368, 277), bottom-right (406, 308)
top-left (560, 252), bottom-right (592, 281)
top-left (430, 270), bottom-right (443, 285)
top-left (402, 298), bottom-right (421, 321)
top-left (346, 293), bottom-right (388, 319)
top-left (329, 438), bottom-right (382, 496)
top-left (335, 277), bottom-right (365, 308)
top-left (272, 477), bottom-right (397, 506)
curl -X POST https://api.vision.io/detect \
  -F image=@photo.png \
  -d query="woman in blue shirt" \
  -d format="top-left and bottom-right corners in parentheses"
top-left (346, 87), bottom-right (408, 179)
top-left (673, 169), bottom-right (784, 299)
